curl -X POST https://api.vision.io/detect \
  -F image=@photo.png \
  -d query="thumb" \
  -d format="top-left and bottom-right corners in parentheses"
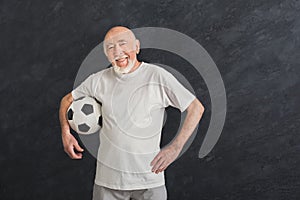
top-left (74, 142), bottom-right (84, 152)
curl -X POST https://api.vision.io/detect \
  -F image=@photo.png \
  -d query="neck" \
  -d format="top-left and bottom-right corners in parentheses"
top-left (128, 60), bottom-right (141, 73)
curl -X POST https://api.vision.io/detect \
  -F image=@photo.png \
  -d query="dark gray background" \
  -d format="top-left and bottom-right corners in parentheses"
top-left (1, 0), bottom-right (299, 199)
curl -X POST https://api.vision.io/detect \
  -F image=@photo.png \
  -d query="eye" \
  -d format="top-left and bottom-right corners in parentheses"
top-left (119, 41), bottom-right (127, 46)
top-left (106, 45), bottom-right (114, 51)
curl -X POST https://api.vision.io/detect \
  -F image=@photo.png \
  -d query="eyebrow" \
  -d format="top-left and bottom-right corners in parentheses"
top-left (105, 39), bottom-right (127, 46)
top-left (117, 39), bottom-right (127, 43)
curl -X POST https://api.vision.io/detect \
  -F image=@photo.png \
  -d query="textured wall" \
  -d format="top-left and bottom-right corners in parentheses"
top-left (1, 0), bottom-right (299, 199)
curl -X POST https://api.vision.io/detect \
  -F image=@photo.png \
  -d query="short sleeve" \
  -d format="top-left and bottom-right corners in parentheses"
top-left (71, 73), bottom-right (98, 100)
top-left (161, 69), bottom-right (196, 112)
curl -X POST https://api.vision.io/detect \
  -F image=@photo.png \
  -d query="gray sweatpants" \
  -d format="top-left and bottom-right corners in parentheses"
top-left (92, 184), bottom-right (168, 200)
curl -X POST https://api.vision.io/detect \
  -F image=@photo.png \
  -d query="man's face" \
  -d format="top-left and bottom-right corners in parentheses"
top-left (104, 31), bottom-right (139, 73)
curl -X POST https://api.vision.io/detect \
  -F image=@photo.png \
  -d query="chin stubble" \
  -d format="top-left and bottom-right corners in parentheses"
top-left (113, 59), bottom-right (135, 74)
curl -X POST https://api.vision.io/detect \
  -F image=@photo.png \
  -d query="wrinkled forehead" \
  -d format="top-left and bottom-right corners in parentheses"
top-left (104, 30), bottom-right (136, 45)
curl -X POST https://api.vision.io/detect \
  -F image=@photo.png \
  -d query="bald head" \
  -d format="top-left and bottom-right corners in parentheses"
top-left (103, 26), bottom-right (139, 57)
top-left (103, 26), bottom-right (141, 74)
top-left (104, 26), bottom-right (136, 41)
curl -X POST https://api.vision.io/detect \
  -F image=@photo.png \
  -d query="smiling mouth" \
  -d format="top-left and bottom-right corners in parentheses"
top-left (115, 56), bottom-right (129, 67)
top-left (116, 57), bottom-right (126, 62)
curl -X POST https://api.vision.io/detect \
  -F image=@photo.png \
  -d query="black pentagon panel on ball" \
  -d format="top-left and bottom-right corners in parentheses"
top-left (81, 104), bottom-right (94, 115)
top-left (78, 123), bottom-right (90, 132)
top-left (98, 116), bottom-right (102, 126)
top-left (67, 108), bottom-right (74, 120)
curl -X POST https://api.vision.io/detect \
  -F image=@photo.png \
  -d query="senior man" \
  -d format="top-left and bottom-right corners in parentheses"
top-left (59, 26), bottom-right (204, 200)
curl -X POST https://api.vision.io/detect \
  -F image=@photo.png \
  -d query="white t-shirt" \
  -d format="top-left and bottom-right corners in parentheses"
top-left (72, 62), bottom-right (195, 190)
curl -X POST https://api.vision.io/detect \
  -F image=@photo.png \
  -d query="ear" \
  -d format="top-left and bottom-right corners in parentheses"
top-left (135, 39), bottom-right (140, 54)
top-left (103, 42), bottom-right (108, 56)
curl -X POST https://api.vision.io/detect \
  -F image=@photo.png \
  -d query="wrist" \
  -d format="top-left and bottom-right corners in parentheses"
top-left (61, 126), bottom-right (70, 135)
top-left (171, 140), bottom-right (184, 151)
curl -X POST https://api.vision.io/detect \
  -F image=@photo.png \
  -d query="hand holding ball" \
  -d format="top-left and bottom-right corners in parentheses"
top-left (67, 96), bottom-right (102, 135)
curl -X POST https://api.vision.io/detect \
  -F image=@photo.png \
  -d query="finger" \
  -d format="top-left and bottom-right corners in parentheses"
top-left (161, 165), bottom-right (168, 172)
top-left (150, 152), bottom-right (162, 166)
top-left (74, 142), bottom-right (84, 152)
top-left (156, 158), bottom-right (172, 173)
top-left (72, 152), bottom-right (83, 159)
top-left (74, 153), bottom-right (83, 159)
top-left (155, 160), bottom-right (167, 174)
top-left (68, 146), bottom-right (82, 159)
top-left (152, 157), bottom-right (164, 172)
top-left (158, 164), bottom-right (168, 173)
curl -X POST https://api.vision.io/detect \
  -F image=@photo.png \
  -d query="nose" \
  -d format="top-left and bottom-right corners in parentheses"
top-left (113, 44), bottom-right (123, 57)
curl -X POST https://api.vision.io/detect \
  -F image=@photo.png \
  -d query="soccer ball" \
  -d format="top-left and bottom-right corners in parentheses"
top-left (66, 96), bottom-right (102, 135)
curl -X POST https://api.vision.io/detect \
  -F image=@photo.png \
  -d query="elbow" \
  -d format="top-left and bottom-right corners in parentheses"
top-left (199, 99), bottom-right (205, 114)
top-left (196, 98), bottom-right (205, 115)
top-left (61, 92), bottom-right (73, 105)
top-left (187, 98), bottom-right (205, 115)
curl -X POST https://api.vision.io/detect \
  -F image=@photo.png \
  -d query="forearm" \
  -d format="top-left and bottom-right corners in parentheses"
top-left (59, 92), bottom-right (73, 134)
top-left (171, 98), bottom-right (205, 150)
